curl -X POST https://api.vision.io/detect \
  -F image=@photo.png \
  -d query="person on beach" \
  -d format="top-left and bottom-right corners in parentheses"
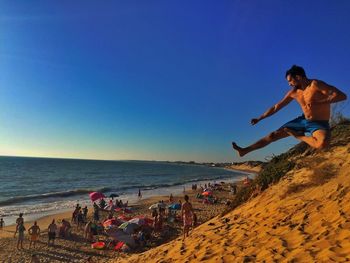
top-left (16, 221), bottom-right (26, 250)
top-left (192, 212), bottom-right (197, 227)
top-left (232, 65), bottom-right (347, 157)
top-left (84, 221), bottom-right (93, 241)
top-left (138, 188), bottom-right (142, 199)
top-left (93, 202), bottom-right (99, 222)
top-left (83, 206), bottom-right (88, 221)
top-left (181, 195), bottom-right (193, 240)
top-left (60, 219), bottom-right (72, 238)
top-left (0, 218), bottom-right (4, 229)
top-left (14, 213), bottom-right (24, 237)
top-left (28, 221), bottom-right (41, 248)
top-left (48, 219), bottom-right (57, 246)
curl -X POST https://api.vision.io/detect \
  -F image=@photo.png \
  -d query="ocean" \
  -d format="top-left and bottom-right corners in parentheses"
top-left (0, 156), bottom-right (249, 225)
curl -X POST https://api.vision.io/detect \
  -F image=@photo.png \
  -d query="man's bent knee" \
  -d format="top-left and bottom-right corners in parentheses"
top-left (315, 139), bottom-right (329, 149)
top-left (312, 130), bottom-right (330, 149)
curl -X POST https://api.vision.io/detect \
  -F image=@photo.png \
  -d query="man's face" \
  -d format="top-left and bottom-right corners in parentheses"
top-left (286, 74), bottom-right (301, 88)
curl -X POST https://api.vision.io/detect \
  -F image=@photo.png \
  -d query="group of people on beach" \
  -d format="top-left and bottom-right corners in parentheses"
top-left (13, 213), bottom-right (41, 250)
top-left (1, 179), bottom-right (233, 262)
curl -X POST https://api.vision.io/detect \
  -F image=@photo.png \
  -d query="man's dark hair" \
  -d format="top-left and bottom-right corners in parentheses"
top-left (285, 65), bottom-right (306, 78)
top-left (184, 195), bottom-right (189, 201)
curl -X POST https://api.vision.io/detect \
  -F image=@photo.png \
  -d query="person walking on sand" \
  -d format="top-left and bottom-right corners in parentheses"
top-left (0, 218), bottom-right (4, 229)
top-left (48, 219), bottom-right (57, 246)
top-left (138, 188), bottom-right (142, 199)
top-left (232, 65), bottom-right (347, 157)
top-left (181, 195), bottom-right (193, 240)
top-left (16, 221), bottom-right (26, 250)
top-left (28, 221), bottom-right (41, 249)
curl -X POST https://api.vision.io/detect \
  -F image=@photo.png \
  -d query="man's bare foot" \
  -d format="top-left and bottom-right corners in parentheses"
top-left (283, 128), bottom-right (301, 138)
top-left (232, 142), bottom-right (248, 157)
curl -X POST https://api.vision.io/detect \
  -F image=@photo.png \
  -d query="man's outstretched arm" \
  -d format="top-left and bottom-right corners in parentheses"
top-left (251, 91), bottom-right (294, 125)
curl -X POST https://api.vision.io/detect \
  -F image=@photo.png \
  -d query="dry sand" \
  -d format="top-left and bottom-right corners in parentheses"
top-left (113, 143), bottom-right (350, 262)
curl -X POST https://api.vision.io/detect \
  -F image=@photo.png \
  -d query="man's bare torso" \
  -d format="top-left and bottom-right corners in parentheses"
top-left (290, 79), bottom-right (331, 121)
top-left (30, 225), bottom-right (40, 235)
top-left (182, 202), bottom-right (192, 215)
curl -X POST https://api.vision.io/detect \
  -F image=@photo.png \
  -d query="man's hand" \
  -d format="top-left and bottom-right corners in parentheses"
top-left (251, 118), bottom-right (260, 125)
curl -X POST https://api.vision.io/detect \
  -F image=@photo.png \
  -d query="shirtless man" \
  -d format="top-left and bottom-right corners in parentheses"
top-left (16, 221), bottom-right (26, 250)
top-left (14, 213), bottom-right (24, 237)
top-left (28, 221), bottom-right (41, 248)
top-left (232, 65), bottom-right (347, 157)
top-left (48, 219), bottom-right (57, 246)
top-left (181, 195), bottom-right (193, 240)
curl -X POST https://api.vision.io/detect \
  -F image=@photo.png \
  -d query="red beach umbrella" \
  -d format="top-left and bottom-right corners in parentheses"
top-left (89, 192), bottom-right (106, 202)
top-left (202, 191), bottom-right (213, 196)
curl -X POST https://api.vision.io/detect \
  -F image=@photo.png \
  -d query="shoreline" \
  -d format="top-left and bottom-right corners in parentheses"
top-left (0, 170), bottom-right (254, 227)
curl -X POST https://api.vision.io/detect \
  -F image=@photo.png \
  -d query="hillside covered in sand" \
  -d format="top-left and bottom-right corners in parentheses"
top-left (114, 122), bottom-right (350, 263)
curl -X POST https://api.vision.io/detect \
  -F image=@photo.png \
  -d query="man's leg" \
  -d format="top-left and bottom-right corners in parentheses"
top-left (284, 128), bottom-right (329, 149)
top-left (232, 129), bottom-right (290, 157)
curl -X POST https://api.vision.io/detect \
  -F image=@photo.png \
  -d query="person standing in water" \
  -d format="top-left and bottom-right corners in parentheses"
top-left (138, 188), bottom-right (142, 199)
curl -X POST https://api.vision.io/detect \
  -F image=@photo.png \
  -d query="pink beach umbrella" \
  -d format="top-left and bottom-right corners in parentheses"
top-left (89, 192), bottom-right (106, 202)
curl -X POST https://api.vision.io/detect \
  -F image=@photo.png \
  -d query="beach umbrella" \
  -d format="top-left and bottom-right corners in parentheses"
top-left (109, 193), bottom-right (119, 198)
top-left (118, 222), bottom-right (139, 235)
top-left (168, 203), bottom-right (181, 210)
top-left (89, 192), bottom-right (106, 202)
top-left (105, 228), bottom-right (136, 247)
top-left (103, 219), bottom-right (119, 228)
top-left (158, 202), bottom-right (167, 209)
top-left (128, 218), bottom-right (146, 226)
top-left (149, 203), bottom-right (159, 210)
top-left (133, 215), bottom-right (154, 226)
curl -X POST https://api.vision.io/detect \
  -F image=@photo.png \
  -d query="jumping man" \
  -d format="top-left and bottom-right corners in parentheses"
top-left (232, 65), bottom-right (347, 157)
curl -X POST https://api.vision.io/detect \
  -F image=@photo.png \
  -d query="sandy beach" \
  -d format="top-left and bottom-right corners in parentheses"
top-left (113, 132), bottom-right (350, 262)
top-left (0, 181), bottom-right (239, 262)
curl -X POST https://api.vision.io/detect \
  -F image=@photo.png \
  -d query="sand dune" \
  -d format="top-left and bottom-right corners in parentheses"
top-left (114, 142), bottom-right (350, 262)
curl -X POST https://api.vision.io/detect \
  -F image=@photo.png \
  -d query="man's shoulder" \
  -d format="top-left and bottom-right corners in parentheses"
top-left (311, 79), bottom-right (327, 87)
top-left (286, 88), bottom-right (298, 97)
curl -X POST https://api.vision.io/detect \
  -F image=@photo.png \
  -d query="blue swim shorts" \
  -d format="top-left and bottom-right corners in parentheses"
top-left (280, 115), bottom-right (330, 135)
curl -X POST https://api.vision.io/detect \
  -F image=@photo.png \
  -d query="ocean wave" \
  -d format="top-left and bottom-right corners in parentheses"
top-left (0, 187), bottom-right (112, 206)
top-left (0, 172), bottom-right (241, 207)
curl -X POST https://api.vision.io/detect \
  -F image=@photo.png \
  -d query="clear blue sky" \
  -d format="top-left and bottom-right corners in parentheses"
top-left (0, 0), bottom-right (349, 162)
